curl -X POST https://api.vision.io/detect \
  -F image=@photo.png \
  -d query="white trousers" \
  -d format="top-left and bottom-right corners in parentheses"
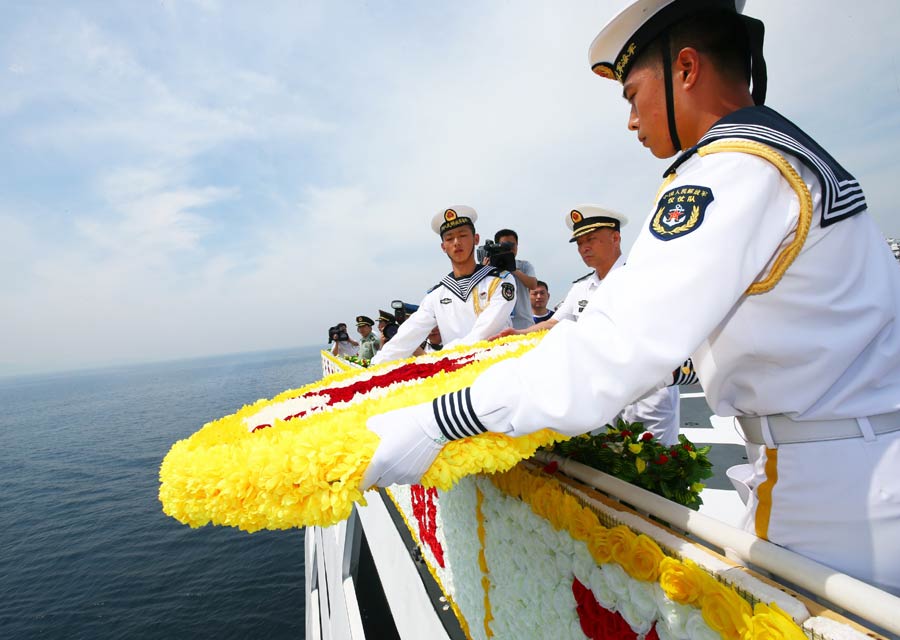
top-left (620, 386), bottom-right (681, 446)
top-left (741, 429), bottom-right (900, 594)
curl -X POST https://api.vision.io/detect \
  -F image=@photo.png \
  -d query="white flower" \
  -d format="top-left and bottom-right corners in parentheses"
top-left (619, 596), bottom-right (654, 636)
top-left (589, 565), bottom-right (618, 610)
top-left (652, 585), bottom-right (692, 640)
top-left (602, 562), bottom-right (631, 598)
top-left (550, 580), bottom-right (577, 624)
top-left (629, 580), bottom-right (659, 622)
top-left (685, 609), bottom-right (720, 640)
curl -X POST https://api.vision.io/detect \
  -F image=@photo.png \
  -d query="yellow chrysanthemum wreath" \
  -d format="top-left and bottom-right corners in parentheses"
top-left (159, 333), bottom-right (566, 532)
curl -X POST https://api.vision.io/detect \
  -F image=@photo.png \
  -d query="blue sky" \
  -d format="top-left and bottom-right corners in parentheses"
top-left (2, 1), bottom-right (899, 376)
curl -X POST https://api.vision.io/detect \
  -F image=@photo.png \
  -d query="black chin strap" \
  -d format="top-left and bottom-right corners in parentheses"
top-left (660, 30), bottom-right (682, 152)
top-left (742, 15), bottom-right (768, 105)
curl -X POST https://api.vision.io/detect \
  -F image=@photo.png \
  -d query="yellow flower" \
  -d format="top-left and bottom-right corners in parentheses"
top-left (701, 581), bottom-right (752, 640)
top-left (636, 457), bottom-right (647, 474)
top-left (569, 506), bottom-right (601, 543)
top-left (659, 557), bottom-right (711, 606)
top-left (622, 534), bottom-right (665, 582)
top-left (158, 333), bottom-right (566, 532)
top-left (742, 602), bottom-right (806, 640)
top-left (587, 527), bottom-right (612, 564)
top-left (608, 525), bottom-right (638, 567)
top-left (628, 443), bottom-right (643, 454)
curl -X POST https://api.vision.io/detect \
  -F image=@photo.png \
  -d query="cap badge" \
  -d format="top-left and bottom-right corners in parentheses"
top-left (444, 208), bottom-right (457, 222)
top-left (592, 63), bottom-right (616, 80)
top-left (650, 184), bottom-right (714, 241)
top-left (570, 209), bottom-right (583, 223)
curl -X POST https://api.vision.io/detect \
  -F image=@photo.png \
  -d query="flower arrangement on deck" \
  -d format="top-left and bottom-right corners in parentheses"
top-left (549, 420), bottom-right (714, 509)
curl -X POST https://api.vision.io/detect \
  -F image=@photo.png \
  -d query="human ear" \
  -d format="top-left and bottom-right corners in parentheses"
top-left (675, 47), bottom-right (700, 89)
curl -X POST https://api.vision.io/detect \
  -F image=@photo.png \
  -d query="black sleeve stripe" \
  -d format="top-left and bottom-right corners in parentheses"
top-left (671, 358), bottom-right (699, 386)
top-left (463, 388), bottom-right (487, 435)
top-left (454, 390), bottom-right (480, 437)
top-left (432, 389), bottom-right (487, 441)
top-left (447, 392), bottom-right (469, 437)
top-left (434, 397), bottom-right (459, 440)
top-left (439, 394), bottom-right (464, 440)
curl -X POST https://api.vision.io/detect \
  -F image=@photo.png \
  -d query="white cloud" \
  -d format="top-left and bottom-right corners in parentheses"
top-left (1, 0), bottom-right (899, 375)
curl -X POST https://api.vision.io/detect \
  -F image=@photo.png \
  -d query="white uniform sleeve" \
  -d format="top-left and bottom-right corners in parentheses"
top-left (553, 282), bottom-right (582, 322)
top-left (371, 294), bottom-right (436, 364)
top-left (445, 272), bottom-right (517, 349)
top-left (467, 152), bottom-right (798, 437)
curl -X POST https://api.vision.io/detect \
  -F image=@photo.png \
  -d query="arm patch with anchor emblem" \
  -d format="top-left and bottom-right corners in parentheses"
top-left (650, 184), bottom-right (714, 241)
top-left (501, 282), bottom-right (515, 301)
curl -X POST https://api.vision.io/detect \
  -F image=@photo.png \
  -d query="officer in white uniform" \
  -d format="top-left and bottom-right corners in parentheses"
top-left (506, 205), bottom-right (682, 445)
top-left (371, 206), bottom-right (517, 364)
top-left (361, 1), bottom-right (900, 594)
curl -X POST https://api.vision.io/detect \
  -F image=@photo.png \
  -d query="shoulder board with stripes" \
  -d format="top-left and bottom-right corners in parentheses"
top-left (572, 271), bottom-right (595, 284)
top-left (438, 265), bottom-right (497, 302)
top-left (665, 106), bottom-right (866, 228)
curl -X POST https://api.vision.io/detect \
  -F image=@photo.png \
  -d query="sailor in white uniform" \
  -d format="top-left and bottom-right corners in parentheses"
top-left (371, 206), bottom-right (517, 364)
top-left (361, 0), bottom-right (900, 594)
top-left (502, 206), bottom-right (682, 445)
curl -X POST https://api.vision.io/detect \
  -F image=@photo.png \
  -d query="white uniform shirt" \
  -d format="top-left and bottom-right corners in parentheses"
top-left (554, 254), bottom-right (679, 441)
top-left (554, 256), bottom-right (625, 322)
top-left (330, 340), bottom-right (358, 357)
top-left (372, 266), bottom-right (516, 364)
top-left (467, 146), bottom-right (900, 437)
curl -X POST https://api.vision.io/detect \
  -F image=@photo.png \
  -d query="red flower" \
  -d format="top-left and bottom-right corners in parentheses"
top-left (683, 444), bottom-right (693, 451)
top-left (572, 577), bottom-right (651, 639)
top-left (620, 430), bottom-right (632, 438)
top-left (655, 454), bottom-right (669, 465)
top-left (641, 432), bottom-right (653, 442)
top-left (410, 484), bottom-right (445, 568)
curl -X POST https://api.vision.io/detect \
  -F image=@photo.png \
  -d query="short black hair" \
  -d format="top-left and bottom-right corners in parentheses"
top-left (535, 280), bottom-right (549, 291)
top-left (494, 228), bottom-right (518, 243)
top-left (632, 9), bottom-right (751, 86)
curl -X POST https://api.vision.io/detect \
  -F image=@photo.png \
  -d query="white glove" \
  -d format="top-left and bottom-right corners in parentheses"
top-left (361, 402), bottom-right (449, 489)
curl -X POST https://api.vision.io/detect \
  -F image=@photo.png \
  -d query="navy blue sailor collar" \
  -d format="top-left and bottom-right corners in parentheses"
top-left (439, 264), bottom-right (498, 302)
top-left (662, 105), bottom-right (865, 227)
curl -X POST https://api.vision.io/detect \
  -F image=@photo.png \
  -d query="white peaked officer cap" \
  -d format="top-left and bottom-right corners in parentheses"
top-left (587, 1), bottom-right (766, 102)
top-left (432, 205), bottom-right (478, 237)
top-left (566, 205), bottom-right (628, 242)
top-left (588, 0), bottom-right (747, 82)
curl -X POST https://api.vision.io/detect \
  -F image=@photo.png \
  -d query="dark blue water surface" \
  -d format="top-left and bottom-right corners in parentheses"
top-left (0, 347), bottom-right (324, 639)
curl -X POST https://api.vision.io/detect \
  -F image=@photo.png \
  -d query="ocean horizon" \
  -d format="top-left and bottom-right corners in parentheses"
top-left (0, 345), bottom-right (325, 639)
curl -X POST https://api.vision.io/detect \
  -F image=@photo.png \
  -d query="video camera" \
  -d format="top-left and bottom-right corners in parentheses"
top-left (476, 240), bottom-right (517, 272)
top-left (328, 326), bottom-right (350, 342)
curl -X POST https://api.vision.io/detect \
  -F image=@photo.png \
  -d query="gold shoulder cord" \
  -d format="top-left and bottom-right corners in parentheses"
top-left (473, 277), bottom-right (503, 316)
top-left (696, 139), bottom-right (813, 295)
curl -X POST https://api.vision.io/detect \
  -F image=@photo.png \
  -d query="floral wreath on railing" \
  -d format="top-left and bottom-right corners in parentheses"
top-left (548, 421), bottom-right (714, 510)
top-left (159, 333), bottom-right (565, 532)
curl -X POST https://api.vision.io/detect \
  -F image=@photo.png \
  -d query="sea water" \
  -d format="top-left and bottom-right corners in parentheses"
top-left (0, 346), bottom-right (324, 639)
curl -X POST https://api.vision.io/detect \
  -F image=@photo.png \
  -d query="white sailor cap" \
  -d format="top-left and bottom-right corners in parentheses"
top-left (431, 205), bottom-right (478, 237)
top-left (566, 205), bottom-right (628, 242)
top-left (588, 0), bottom-right (748, 82)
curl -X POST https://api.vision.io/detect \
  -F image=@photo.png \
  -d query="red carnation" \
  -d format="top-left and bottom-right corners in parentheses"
top-left (641, 432), bottom-right (653, 442)
top-left (655, 454), bottom-right (669, 465)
